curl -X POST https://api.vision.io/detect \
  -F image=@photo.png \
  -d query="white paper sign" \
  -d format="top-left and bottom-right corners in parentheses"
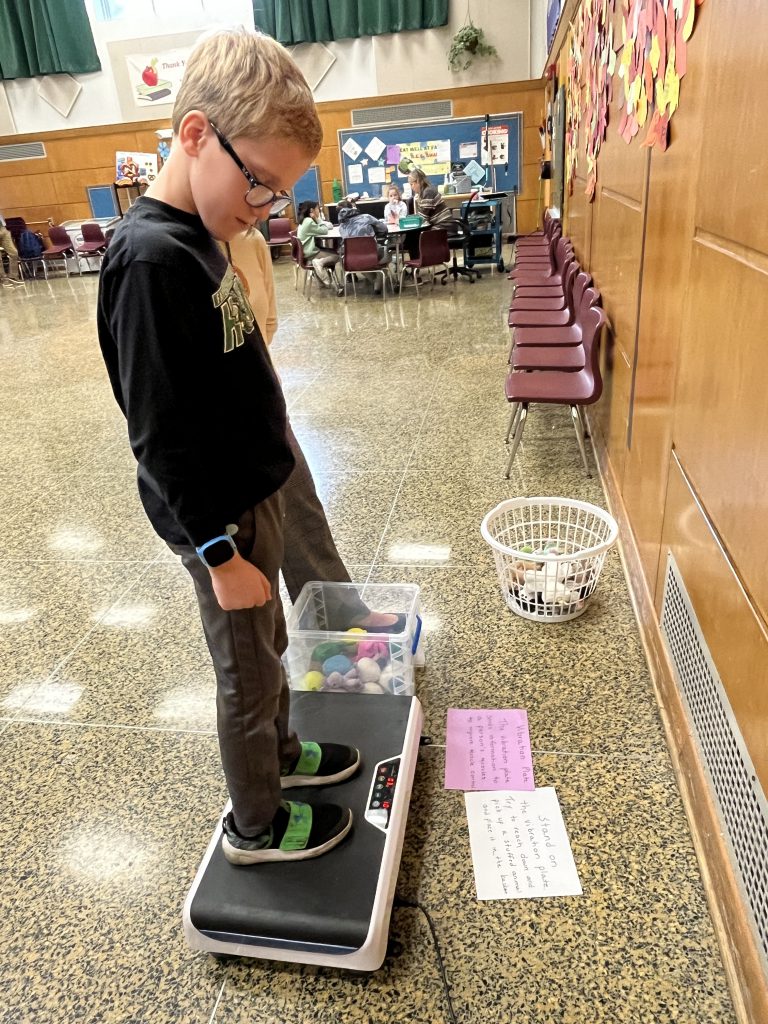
top-left (347, 163), bottom-right (363, 184)
top-left (368, 166), bottom-right (386, 184)
top-left (365, 136), bottom-right (386, 161)
top-left (465, 787), bottom-right (583, 901)
top-left (342, 137), bottom-right (363, 160)
top-left (435, 139), bottom-right (451, 163)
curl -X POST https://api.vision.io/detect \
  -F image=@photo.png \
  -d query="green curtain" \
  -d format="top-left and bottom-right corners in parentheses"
top-left (0, 0), bottom-right (101, 80)
top-left (253, 0), bottom-right (448, 45)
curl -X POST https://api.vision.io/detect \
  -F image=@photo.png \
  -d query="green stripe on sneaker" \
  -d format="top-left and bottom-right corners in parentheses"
top-left (279, 801), bottom-right (313, 851)
top-left (292, 741), bottom-right (322, 777)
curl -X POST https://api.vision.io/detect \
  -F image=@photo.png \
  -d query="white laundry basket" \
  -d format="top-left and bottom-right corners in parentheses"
top-left (481, 497), bottom-right (618, 622)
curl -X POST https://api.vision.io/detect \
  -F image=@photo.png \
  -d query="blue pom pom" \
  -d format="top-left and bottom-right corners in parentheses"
top-left (322, 654), bottom-right (353, 675)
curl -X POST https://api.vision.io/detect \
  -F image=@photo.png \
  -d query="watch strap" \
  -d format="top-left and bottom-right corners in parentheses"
top-left (195, 533), bottom-right (237, 568)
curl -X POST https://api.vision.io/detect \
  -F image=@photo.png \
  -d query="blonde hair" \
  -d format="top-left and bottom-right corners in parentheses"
top-left (172, 28), bottom-right (322, 155)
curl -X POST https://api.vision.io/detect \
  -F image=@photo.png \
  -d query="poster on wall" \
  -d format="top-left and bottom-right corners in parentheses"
top-left (115, 151), bottom-right (159, 185)
top-left (481, 125), bottom-right (509, 166)
top-left (125, 48), bottom-right (190, 107)
top-left (397, 140), bottom-right (451, 177)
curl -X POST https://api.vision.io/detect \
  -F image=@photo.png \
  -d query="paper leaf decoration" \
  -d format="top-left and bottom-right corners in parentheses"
top-left (566, 0), bottom-right (704, 202)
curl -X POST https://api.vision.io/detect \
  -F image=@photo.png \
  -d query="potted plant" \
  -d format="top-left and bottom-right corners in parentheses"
top-left (447, 21), bottom-right (498, 72)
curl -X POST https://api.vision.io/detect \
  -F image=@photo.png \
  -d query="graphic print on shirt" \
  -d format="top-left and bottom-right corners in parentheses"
top-left (212, 264), bottom-right (255, 353)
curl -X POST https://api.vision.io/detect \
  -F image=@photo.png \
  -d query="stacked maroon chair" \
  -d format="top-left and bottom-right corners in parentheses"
top-left (267, 217), bottom-right (292, 260)
top-left (76, 223), bottom-right (107, 269)
top-left (289, 231), bottom-right (315, 295)
top-left (510, 283), bottom-right (601, 373)
top-left (513, 211), bottom-right (560, 254)
top-left (504, 305), bottom-right (607, 478)
top-left (341, 236), bottom-right (391, 301)
top-left (43, 225), bottom-right (80, 278)
top-left (509, 261), bottom-right (579, 325)
top-left (398, 229), bottom-right (450, 298)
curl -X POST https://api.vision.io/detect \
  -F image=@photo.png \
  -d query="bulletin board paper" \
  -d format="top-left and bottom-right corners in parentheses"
top-left (365, 136), bottom-right (386, 161)
top-left (445, 709), bottom-right (534, 791)
top-left (342, 137), bottom-right (363, 160)
top-left (459, 141), bottom-right (478, 159)
top-left (465, 788), bottom-right (583, 901)
top-left (368, 166), bottom-right (386, 184)
top-left (347, 164), bottom-right (363, 184)
top-left (399, 140), bottom-right (451, 177)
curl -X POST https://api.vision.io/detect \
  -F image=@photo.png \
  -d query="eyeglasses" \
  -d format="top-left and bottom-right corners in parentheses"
top-left (209, 120), bottom-right (290, 212)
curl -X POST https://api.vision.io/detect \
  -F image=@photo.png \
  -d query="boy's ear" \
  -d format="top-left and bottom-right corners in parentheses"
top-left (177, 110), bottom-right (209, 157)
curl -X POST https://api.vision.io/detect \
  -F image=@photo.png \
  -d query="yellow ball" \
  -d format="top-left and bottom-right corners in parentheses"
top-left (302, 671), bottom-right (324, 691)
top-left (342, 626), bottom-right (367, 652)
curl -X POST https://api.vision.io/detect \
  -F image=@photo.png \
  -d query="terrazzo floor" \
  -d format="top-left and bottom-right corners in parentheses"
top-left (0, 254), bottom-right (737, 1023)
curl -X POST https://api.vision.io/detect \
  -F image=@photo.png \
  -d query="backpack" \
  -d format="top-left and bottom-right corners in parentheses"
top-left (18, 229), bottom-right (44, 259)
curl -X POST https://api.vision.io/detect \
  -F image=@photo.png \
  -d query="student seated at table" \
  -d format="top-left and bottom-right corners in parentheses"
top-left (337, 198), bottom-right (390, 294)
top-left (296, 199), bottom-right (343, 294)
top-left (383, 185), bottom-right (408, 225)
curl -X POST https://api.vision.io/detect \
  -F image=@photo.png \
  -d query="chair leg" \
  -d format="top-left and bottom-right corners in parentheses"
top-left (505, 404), bottom-right (528, 478)
top-left (571, 406), bottom-right (592, 477)
top-left (505, 402), bottom-right (520, 443)
top-left (398, 266), bottom-right (405, 296)
top-left (576, 405), bottom-right (590, 438)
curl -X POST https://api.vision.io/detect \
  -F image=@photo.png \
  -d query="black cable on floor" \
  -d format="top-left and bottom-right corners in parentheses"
top-left (393, 898), bottom-right (459, 1024)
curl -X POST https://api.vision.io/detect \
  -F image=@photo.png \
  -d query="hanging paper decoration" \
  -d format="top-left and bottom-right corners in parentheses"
top-left (565, 0), bottom-right (615, 201)
top-left (565, 0), bottom-right (704, 201)
top-left (615, 0), bottom-right (705, 151)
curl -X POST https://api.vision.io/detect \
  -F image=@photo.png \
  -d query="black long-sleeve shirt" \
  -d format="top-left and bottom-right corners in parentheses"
top-left (96, 197), bottom-right (294, 547)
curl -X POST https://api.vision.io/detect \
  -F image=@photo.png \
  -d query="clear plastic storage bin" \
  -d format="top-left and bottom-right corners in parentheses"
top-left (285, 582), bottom-right (422, 696)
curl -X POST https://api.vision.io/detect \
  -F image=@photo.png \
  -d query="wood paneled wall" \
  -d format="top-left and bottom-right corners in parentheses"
top-left (0, 122), bottom-right (165, 236)
top-left (556, 1), bottom-right (768, 1016)
top-left (0, 78), bottom-right (545, 239)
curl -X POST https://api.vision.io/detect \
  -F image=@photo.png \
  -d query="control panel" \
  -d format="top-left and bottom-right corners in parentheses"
top-left (364, 756), bottom-right (401, 832)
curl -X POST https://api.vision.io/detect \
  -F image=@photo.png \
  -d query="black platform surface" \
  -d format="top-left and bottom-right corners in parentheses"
top-left (189, 692), bottom-right (415, 954)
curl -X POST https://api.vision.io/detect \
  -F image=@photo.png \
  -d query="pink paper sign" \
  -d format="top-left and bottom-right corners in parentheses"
top-left (445, 709), bottom-right (534, 791)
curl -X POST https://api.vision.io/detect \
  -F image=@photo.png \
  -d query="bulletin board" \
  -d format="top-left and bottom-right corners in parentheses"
top-left (290, 165), bottom-right (323, 214)
top-left (337, 113), bottom-right (522, 198)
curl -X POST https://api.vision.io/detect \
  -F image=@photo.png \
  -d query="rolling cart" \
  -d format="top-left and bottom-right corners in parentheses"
top-left (461, 195), bottom-right (508, 272)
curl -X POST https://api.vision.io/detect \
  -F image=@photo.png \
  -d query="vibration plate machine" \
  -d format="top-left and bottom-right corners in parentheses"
top-left (183, 691), bottom-right (424, 970)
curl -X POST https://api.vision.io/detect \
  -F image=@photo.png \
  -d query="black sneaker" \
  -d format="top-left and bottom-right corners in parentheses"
top-left (281, 741), bottom-right (360, 788)
top-left (222, 801), bottom-right (352, 865)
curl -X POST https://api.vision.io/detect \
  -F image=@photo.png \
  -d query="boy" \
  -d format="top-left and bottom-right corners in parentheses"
top-left (97, 29), bottom-right (357, 865)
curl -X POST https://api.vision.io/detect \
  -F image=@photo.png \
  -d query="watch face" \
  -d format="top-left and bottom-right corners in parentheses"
top-left (205, 538), bottom-right (236, 567)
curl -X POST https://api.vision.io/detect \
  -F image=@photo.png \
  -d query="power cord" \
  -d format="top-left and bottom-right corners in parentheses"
top-left (393, 898), bottom-right (459, 1024)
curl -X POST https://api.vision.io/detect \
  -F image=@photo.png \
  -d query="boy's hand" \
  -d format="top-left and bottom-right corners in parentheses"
top-left (209, 553), bottom-right (272, 610)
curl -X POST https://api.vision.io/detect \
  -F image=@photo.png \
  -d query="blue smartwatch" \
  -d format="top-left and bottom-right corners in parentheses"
top-left (196, 533), bottom-right (237, 568)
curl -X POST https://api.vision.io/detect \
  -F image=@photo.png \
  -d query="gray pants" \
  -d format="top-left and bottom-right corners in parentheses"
top-left (170, 426), bottom-right (366, 833)
top-left (172, 490), bottom-right (301, 834)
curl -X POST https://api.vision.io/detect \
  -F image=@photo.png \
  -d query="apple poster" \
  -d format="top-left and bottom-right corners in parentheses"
top-left (125, 48), bottom-right (190, 107)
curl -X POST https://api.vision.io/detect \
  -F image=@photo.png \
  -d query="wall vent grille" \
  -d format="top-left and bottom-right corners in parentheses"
top-left (0, 142), bottom-right (46, 162)
top-left (661, 553), bottom-right (768, 972)
top-left (351, 99), bottom-right (452, 127)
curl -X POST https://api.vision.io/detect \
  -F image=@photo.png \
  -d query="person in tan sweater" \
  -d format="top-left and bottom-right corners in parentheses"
top-left (226, 227), bottom-right (402, 630)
